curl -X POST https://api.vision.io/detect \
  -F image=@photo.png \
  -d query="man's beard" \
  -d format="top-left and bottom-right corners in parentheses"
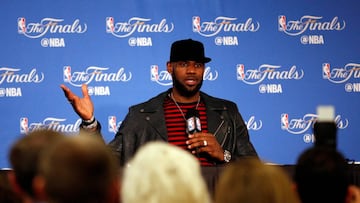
top-left (172, 73), bottom-right (203, 97)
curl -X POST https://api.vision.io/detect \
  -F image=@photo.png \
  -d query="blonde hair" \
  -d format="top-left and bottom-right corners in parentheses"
top-left (215, 158), bottom-right (300, 203)
top-left (122, 141), bottom-right (211, 203)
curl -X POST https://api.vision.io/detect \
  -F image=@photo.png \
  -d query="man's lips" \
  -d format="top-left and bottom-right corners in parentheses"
top-left (185, 78), bottom-right (197, 85)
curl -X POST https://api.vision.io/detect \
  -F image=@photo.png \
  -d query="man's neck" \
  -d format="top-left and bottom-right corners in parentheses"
top-left (170, 89), bottom-right (200, 103)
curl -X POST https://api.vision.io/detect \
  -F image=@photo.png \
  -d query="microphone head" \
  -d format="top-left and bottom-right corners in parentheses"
top-left (185, 108), bottom-right (201, 134)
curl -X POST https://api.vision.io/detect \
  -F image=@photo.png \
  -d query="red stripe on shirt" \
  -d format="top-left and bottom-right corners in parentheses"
top-left (164, 96), bottom-right (214, 166)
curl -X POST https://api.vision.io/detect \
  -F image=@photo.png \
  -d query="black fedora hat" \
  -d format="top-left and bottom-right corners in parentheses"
top-left (169, 39), bottom-right (211, 63)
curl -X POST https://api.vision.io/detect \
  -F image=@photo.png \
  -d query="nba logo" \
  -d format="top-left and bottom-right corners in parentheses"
top-left (20, 117), bottom-right (28, 134)
top-left (150, 65), bottom-right (159, 81)
top-left (106, 17), bottom-right (114, 33)
top-left (108, 116), bottom-right (117, 133)
top-left (322, 63), bottom-right (331, 79)
top-left (281, 113), bottom-right (289, 130)
top-left (63, 66), bottom-right (72, 82)
top-left (186, 117), bottom-right (196, 133)
top-left (195, 117), bottom-right (201, 132)
top-left (278, 15), bottom-right (287, 31)
top-left (17, 17), bottom-right (26, 34)
top-left (0, 88), bottom-right (5, 97)
top-left (237, 64), bottom-right (245, 80)
top-left (87, 86), bottom-right (94, 96)
top-left (192, 16), bottom-right (201, 32)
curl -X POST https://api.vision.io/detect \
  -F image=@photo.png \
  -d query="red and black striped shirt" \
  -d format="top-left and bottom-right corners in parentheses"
top-left (164, 95), bottom-right (214, 166)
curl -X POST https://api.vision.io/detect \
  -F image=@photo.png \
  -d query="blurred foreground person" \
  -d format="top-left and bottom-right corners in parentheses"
top-left (294, 147), bottom-right (360, 203)
top-left (122, 141), bottom-right (211, 203)
top-left (0, 169), bottom-right (22, 203)
top-left (8, 129), bottom-right (65, 203)
top-left (35, 134), bottom-right (121, 203)
top-left (215, 157), bottom-right (300, 203)
top-left (347, 185), bottom-right (360, 203)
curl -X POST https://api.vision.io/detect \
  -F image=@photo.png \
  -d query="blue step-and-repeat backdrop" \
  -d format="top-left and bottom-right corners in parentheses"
top-left (1, 0), bottom-right (359, 168)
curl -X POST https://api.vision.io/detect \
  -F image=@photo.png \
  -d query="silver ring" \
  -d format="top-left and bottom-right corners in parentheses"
top-left (203, 140), bottom-right (208, 147)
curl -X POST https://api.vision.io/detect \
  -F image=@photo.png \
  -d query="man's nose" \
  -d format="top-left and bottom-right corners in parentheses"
top-left (186, 62), bottom-right (197, 73)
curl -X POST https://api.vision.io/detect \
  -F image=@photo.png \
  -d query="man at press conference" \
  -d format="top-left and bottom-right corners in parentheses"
top-left (60, 38), bottom-right (258, 168)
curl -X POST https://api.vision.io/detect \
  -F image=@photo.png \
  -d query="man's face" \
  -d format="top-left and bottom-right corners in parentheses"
top-left (167, 61), bottom-right (205, 97)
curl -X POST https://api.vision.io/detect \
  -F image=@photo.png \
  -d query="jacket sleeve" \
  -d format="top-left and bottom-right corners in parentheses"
top-left (230, 103), bottom-right (258, 159)
top-left (107, 108), bottom-right (137, 167)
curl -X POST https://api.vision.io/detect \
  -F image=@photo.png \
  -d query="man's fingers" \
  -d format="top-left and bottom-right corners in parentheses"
top-left (60, 84), bottom-right (77, 102)
top-left (60, 84), bottom-right (71, 98)
top-left (81, 84), bottom-right (89, 98)
top-left (60, 84), bottom-right (67, 93)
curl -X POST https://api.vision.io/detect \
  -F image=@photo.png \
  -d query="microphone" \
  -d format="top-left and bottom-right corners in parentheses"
top-left (314, 121), bottom-right (337, 149)
top-left (185, 108), bottom-right (201, 134)
top-left (313, 105), bottom-right (337, 149)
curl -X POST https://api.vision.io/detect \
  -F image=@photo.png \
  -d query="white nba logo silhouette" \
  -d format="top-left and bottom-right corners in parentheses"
top-left (322, 63), bottom-right (331, 79)
top-left (18, 18), bottom-right (26, 33)
top-left (150, 65), bottom-right (159, 81)
top-left (278, 15), bottom-right (286, 31)
top-left (63, 66), bottom-right (72, 82)
top-left (281, 113), bottom-right (289, 129)
top-left (108, 116), bottom-right (117, 133)
top-left (20, 117), bottom-right (28, 134)
top-left (106, 17), bottom-right (114, 32)
top-left (192, 16), bottom-right (201, 32)
top-left (237, 64), bottom-right (245, 80)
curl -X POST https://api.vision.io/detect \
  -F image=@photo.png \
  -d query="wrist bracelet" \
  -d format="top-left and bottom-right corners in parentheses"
top-left (82, 115), bottom-right (95, 126)
top-left (82, 120), bottom-right (98, 129)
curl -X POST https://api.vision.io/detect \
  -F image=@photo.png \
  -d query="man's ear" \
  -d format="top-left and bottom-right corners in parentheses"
top-left (7, 170), bottom-right (25, 196)
top-left (166, 62), bottom-right (173, 74)
top-left (345, 185), bottom-right (360, 203)
top-left (32, 175), bottom-right (47, 201)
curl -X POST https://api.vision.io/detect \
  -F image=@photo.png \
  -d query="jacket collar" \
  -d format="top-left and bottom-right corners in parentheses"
top-left (139, 88), bottom-right (229, 135)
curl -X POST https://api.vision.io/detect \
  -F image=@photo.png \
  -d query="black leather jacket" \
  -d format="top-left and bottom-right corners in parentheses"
top-left (90, 88), bottom-right (257, 166)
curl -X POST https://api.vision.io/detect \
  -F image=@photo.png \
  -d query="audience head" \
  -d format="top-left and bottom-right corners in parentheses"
top-left (8, 129), bottom-right (65, 200)
top-left (347, 185), bottom-right (360, 203)
top-left (215, 157), bottom-right (300, 203)
top-left (36, 134), bottom-right (120, 203)
top-left (0, 169), bottom-right (22, 203)
top-left (122, 141), bottom-right (211, 203)
top-left (294, 146), bottom-right (349, 203)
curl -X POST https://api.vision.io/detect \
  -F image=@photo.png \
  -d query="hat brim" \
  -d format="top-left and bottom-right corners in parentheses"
top-left (202, 57), bottom-right (211, 63)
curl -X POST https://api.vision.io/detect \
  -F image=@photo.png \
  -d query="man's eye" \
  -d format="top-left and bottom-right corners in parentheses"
top-left (179, 62), bottom-right (188, 67)
top-left (195, 63), bottom-right (204, 68)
